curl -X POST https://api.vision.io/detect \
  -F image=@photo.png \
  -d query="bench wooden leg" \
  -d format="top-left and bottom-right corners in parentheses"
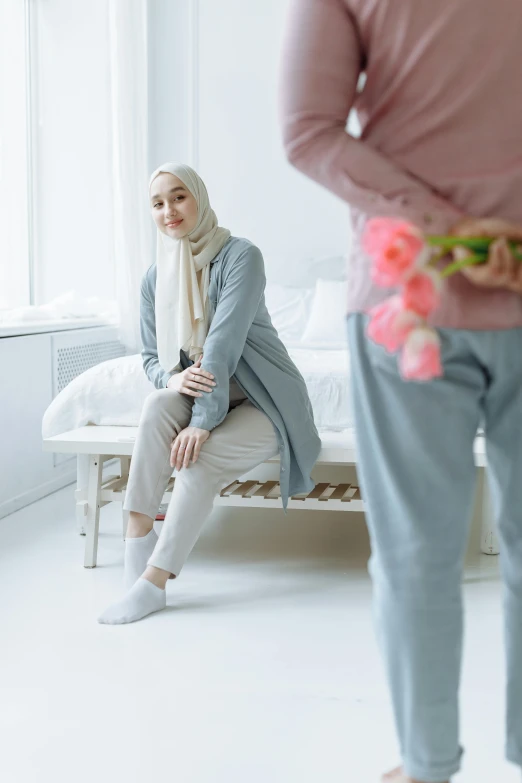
top-left (479, 468), bottom-right (500, 556)
top-left (76, 454), bottom-right (90, 536)
top-left (84, 455), bottom-right (103, 568)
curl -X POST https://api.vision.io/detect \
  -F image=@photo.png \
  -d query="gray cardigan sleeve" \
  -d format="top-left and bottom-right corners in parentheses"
top-left (140, 274), bottom-right (181, 389)
top-left (189, 245), bottom-right (265, 432)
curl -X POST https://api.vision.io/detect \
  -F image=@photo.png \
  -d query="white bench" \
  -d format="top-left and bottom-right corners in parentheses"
top-left (43, 425), bottom-right (497, 568)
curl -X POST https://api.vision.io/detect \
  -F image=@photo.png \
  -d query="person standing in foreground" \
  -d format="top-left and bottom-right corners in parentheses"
top-left (280, 1), bottom-right (522, 782)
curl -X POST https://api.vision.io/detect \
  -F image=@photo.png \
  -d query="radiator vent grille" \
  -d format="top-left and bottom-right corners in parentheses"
top-left (51, 327), bottom-right (126, 468)
top-left (56, 341), bottom-right (125, 394)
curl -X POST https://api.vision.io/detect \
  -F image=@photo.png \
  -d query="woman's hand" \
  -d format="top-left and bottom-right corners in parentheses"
top-left (166, 357), bottom-right (216, 398)
top-left (450, 217), bottom-right (522, 293)
top-left (170, 426), bottom-right (210, 469)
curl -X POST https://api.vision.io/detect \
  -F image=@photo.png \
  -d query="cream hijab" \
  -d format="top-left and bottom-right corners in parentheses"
top-left (150, 163), bottom-right (231, 372)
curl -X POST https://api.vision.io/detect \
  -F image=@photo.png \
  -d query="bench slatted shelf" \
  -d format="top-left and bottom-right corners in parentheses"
top-left (43, 424), bottom-right (494, 568)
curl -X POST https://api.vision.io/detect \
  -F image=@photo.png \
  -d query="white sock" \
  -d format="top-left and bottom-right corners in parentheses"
top-left (124, 528), bottom-right (158, 590)
top-left (98, 578), bottom-right (166, 625)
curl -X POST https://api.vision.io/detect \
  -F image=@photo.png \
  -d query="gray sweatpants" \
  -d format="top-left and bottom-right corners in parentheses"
top-left (348, 313), bottom-right (522, 782)
top-left (123, 382), bottom-right (278, 576)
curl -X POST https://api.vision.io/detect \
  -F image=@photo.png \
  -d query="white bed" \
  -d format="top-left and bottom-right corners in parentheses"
top-left (41, 278), bottom-right (499, 567)
top-left (43, 278), bottom-right (353, 438)
top-left (42, 344), bottom-right (352, 439)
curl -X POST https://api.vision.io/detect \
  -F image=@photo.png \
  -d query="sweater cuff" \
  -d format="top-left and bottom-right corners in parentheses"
top-left (353, 191), bottom-right (465, 236)
top-left (162, 364), bottom-right (182, 388)
top-left (188, 414), bottom-right (215, 432)
top-left (409, 205), bottom-right (465, 236)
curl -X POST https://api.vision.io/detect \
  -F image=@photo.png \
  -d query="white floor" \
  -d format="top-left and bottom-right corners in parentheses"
top-left (0, 486), bottom-right (519, 783)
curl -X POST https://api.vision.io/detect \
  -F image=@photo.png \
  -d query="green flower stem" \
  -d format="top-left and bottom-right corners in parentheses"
top-left (427, 248), bottom-right (450, 266)
top-left (440, 254), bottom-right (488, 278)
top-left (425, 236), bottom-right (522, 278)
top-left (427, 235), bottom-right (522, 259)
top-left (427, 236), bottom-right (491, 251)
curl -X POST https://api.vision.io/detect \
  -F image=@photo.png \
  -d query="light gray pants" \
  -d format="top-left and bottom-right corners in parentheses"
top-left (348, 314), bottom-right (522, 783)
top-left (123, 384), bottom-right (278, 576)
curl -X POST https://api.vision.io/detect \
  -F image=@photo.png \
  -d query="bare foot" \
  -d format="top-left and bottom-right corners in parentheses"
top-left (381, 767), bottom-right (449, 783)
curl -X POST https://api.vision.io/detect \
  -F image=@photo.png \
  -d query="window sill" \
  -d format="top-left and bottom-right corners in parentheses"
top-left (0, 317), bottom-right (118, 339)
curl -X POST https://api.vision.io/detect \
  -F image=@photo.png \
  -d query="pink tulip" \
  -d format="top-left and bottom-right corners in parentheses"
top-left (402, 268), bottom-right (442, 318)
top-left (399, 328), bottom-right (443, 382)
top-left (367, 296), bottom-right (423, 353)
top-left (364, 218), bottom-right (425, 287)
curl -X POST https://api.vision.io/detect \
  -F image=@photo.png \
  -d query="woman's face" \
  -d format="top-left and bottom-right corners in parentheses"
top-left (150, 172), bottom-right (199, 239)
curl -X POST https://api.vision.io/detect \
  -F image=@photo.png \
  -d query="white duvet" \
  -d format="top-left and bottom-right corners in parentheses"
top-left (42, 346), bottom-right (352, 439)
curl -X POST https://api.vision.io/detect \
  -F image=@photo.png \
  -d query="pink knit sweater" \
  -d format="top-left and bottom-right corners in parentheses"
top-left (280, 0), bottom-right (522, 329)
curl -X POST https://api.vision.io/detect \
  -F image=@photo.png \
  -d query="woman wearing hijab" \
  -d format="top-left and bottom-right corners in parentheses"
top-left (98, 163), bottom-right (321, 625)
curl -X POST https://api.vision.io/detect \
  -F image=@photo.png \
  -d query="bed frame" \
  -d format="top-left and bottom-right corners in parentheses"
top-left (42, 426), bottom-right (498, 568)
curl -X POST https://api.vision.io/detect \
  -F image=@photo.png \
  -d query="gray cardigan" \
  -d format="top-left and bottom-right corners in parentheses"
top-left (140, 236), bottom-right (321, 508)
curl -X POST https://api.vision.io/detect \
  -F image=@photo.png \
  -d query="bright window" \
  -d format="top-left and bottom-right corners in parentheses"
top-left (0, 0), bottom-right (116, 315)
top-left (0, 0), bottom-right (31, 310)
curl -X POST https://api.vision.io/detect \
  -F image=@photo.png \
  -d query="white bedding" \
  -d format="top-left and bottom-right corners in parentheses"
top-left (42, 279), bottom-right (353, 439)
top-left (42, 345), bottom-right (352, 439)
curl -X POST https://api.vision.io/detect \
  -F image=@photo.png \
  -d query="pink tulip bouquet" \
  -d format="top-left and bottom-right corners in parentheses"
top-left (363, 218), bottom-right (522, 381)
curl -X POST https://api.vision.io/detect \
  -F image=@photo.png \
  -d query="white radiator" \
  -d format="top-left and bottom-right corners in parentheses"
top-left (52, 330), bottom-right (126, 395)
top-left (51, 328), bottom-right (127, 466)
top-left (0, 323), bottom-right (126, 518)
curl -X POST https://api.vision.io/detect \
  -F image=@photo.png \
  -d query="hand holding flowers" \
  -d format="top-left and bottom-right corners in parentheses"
top-left (364, 217), bottom-right (522, 381)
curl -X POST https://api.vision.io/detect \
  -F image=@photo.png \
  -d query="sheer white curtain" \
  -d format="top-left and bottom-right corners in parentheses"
top-left (109, 0), bottom-right (152, 353)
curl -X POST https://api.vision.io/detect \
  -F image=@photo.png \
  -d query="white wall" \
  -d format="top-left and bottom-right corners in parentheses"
top-left (33, 0), bottom-right (114, 305)
top-left (148, 0), bottom-right (195, 170)
top-left (148, 0), bottom-right (351, 283)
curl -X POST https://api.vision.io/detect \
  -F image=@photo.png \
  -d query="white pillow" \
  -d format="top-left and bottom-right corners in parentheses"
top-left (41, 354), bottom-right (152, 439)
top-left (301, 279), bottom-right (348, 346)
top-left (264, 284), bottom-right (314, 343)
